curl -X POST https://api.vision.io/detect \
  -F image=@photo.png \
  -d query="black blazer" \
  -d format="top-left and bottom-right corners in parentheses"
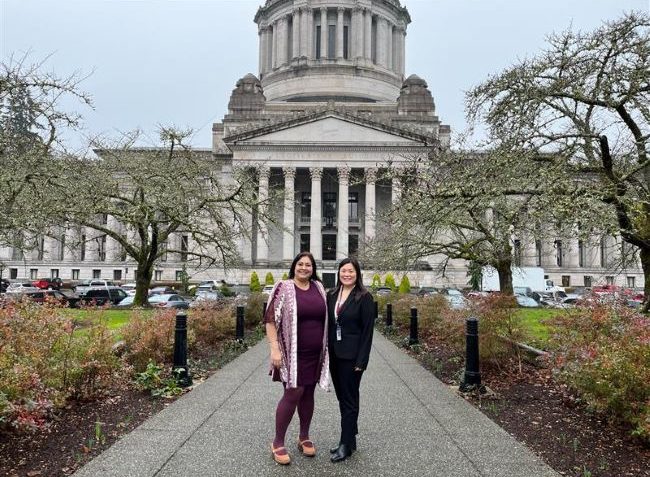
top-left (327, 290), bottom-right (375, 369)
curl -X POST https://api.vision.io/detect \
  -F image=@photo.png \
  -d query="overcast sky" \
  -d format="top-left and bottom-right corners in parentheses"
top-left (2, 0), bottom-right (648, 150)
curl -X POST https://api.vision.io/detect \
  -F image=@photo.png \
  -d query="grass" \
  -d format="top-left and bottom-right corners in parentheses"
top-left (515, 308), bottom-right (566, 347)
top-left (65, 308), bottom-right (154, 331)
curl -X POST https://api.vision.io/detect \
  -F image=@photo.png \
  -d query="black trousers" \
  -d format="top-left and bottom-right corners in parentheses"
top-left (329, 357), bottom-right (363, 447)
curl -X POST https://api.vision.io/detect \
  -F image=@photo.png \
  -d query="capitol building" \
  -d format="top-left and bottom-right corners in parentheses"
top-left (0, 0), bottom-right (643, 291)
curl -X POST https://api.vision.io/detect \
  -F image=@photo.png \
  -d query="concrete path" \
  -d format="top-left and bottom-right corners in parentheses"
top-left (74, 332), bottom-right (558, 477)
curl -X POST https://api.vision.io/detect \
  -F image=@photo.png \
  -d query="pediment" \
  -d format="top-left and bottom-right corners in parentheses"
top-left (226, 113), bottom-right (430, 147)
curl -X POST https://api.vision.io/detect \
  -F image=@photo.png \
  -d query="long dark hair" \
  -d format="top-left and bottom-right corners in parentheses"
top-left (288, 251), bottom-right (321, 282)
top-left (331, 257), bottom-right (368, 300)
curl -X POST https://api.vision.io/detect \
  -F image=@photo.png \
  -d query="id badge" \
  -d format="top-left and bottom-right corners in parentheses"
top-left (336, 325), bottom-right (342, 341)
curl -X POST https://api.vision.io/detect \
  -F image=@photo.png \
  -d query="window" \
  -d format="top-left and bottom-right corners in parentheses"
top-left (627, 276), bottom-right (635, 288)
top-left (119, 244), bottom-right (127, 262)
top-left (300, 234), bottom-right (311, 253)
top-left (348, 192), bottom-right (359, 222)
top-left (160, 241), bottom-right (167, 262)
top-left (316, 25), bottom-right (321, 59)
top-left (535, 240), bottom-right (542, 267)
top-left (513, 240), bottom-right (522, 267)
top-left (98, 236), bottom-right (107, 262)
top-left (175, 270), bottom-right (184, 281)
top-left (578, 240), bottom-right (585, 268)
top-left (30, 269), bottom-right (38, 280)
top-left (72, 269), bottom-right (80, 280)
top-left (301, 192), bottom-right (311, 221)
top-left (349, 234), bottom-right (359, 256)
top-left (343, 25), bottom-right (349, 59)
top-left (561, 275), bottom-right (570, 287)
top-left (328, 25), bottom-right (336, 58)
top-left (92, 269), bottom-right (101, 279)
top-left (113, 270), bottom-right (122, 281)
top-left (9, 268), bottom-right (18, 279)
top-left (59, 234), bottom-right (66, 261)
top-left (50, 269), bottom-right (59, 279)
top-left (555, 240), bottom-right (563, 267)
top-left (583, 275), bottom-right (592, 288)
top-left (80, 234), bottom-right (86, 261)
top-left (323, 192), bottom-right (337, 228)
top-left (605, 276), bottom-right (614, 285)
top-left (155, 270), bottom-right (163, 281)
top-left (181, 235), bottom-right (189, 262)
top-left (322, 234), bottom-right (336, 260)
top-left (101, 214), bottom-right (108, 225)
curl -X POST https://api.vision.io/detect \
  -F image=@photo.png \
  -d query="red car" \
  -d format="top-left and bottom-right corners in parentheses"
top-left (32, 278), bottom-right (64, 290)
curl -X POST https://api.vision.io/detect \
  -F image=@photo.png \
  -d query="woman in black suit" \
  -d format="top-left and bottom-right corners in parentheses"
top-left (327, 257), bottom-right (375, 462)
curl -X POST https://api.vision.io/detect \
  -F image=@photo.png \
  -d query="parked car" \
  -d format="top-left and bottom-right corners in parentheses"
top-left (149, 294), bottom-right (189, 309)
top-left (6, 282), bottom-right (40, 294)
top-left (74, 280), bottom-right (116, 297)
top-left (32, 277), bottom-right (63, 290)
top-left (121, 283), bottom-right (137, 296)
top-left (445, 294), bottom-right (468, 310)
top-left (190, 291), bottom-right (225, 308)
top-left (149, 286), bottom-right (176, 295)
top-left (515, 294), bottom-right (540, 308)
top-left (18, 290), bottom-right (81, 308)
top-left (262, 285), bottom-right (275, 295)
top-left (80, 287), bottom-right (128, 306)
top-left (0, 278), bottom-right (9, 293)
top-left (375, 287), bottom-right (392, 296)
top-left (416, 287), bottom-right (438, 297)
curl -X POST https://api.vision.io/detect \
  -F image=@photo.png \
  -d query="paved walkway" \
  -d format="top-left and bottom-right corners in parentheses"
top-left (74, 332), bottom-right (558, 477)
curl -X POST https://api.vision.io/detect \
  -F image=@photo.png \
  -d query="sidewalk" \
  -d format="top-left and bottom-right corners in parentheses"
top-left (74, 332), bottom-right (559, 477)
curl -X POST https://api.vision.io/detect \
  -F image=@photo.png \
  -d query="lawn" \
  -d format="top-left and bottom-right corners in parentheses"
top-left (65, 308), bottom-right (154, 331)
top-left (515, 308), bottom-right (565, 347)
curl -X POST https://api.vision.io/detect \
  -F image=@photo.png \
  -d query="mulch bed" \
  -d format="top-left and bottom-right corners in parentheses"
top-left (390, 329), bottom-right (650, 477)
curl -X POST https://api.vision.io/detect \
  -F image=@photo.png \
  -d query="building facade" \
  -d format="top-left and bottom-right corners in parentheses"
top-left (0, 0), bottom-right (643, 290)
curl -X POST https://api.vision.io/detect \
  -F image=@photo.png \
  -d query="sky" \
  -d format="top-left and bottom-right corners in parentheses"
top-left (2, 0), bottom-right (648, 150)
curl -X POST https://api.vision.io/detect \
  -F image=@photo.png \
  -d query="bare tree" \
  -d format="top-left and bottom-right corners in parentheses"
top-left (466, 12), bottom-right (650, 311)
top-left (54, 128), bottom-right (271, 306)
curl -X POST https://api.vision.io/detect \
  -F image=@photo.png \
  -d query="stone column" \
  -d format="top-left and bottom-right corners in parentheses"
top-left (352, 7), bottom-right (362, 59)
top-left (377, 16), bottom-right (387, 68)
top-left (278, 16), bottom-right (289, 66)
top-left (256, 166), bottom-right (270, 265)
top-left (258, 26), bottom-right (265, 74)
top-left (309, 168), bottom-right (323, 261)
top-left (364, 9), bottom-right (372, 61)
top-left (320, 7), bottom-right (328, 59)
top-left (364, 168), bottom-right (377, 242)
top-left (63, 227), bottom-right (77, 261)
top-left (399, 27), bottom-right (406, 76)
top-left (391, 174), bottom-right (401, 204)
top-left (271, 22), bottom-right (278, 69)
top-left (336, 167), bottom-right (350, 259)
top-left (292, 9), bottom-right (301, 60)
top-left (387, 23), bottom-right (393, 71)
top-left (336, 7), bottom-right (345, 59)
top-left (300, 6), bottom-right (309, 57)
top-left (307, 7), bottom-right (314, 58)
top-left (283, 167), bottom-right (296, 263)
top-left (106, 215), bottom-right (120, 262)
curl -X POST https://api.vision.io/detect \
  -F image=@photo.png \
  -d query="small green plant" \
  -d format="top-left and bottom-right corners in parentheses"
top-left (178, 264), bottom-right (190, 293)
top-left (94, 421), bottom-right (106, 446)
top-left (398, 275), bottom-right (411, 294)
top-left (384, 273), bottom-right (396, 291)
top-left (250, 271), bottom-right (262, 292)
top-left (371, 274), bottom-right (381, 289)
top-left (265, 272), bottom-right (275, 286)
top-left (282, 272), bottom-right (288, 280)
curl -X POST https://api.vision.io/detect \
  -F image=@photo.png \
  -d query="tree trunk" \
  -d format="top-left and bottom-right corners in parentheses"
top-left (133, 261), bottom-right (154, 307)
top-left (641, 246), bottom-right (649, 314)
top-left (496, 259), bottom-right (514, 295)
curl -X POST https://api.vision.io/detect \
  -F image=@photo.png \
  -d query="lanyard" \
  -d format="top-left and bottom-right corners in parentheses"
top-left (334, 286), bottom-right (353, 324)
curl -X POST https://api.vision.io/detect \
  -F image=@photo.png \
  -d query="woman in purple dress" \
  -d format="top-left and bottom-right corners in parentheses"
top-left (264, 252), bottom-right (329, 465)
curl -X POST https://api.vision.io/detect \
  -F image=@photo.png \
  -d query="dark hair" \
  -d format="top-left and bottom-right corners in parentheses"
top-left (288, 252), bottom-right (321, 282)
top-left (332, 257), bottom-right (368, 300)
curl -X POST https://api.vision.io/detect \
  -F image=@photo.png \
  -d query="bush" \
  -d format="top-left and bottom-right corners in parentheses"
top-left (120, 309), bottom-right (178, 372)
top-left (282, 272), bottom-right (288, 280)
top-left (188, 303), bottom-right (235, 347)
top-left (265, 272), bottom-right (275, 286)
top-left (371, 274), bottom-right (381, 289)
top-left (398, 276), bottom-right (411, 294)
top-left (246, 292), bottom-right (268, 327)
top-left (250, 271), bottom-right (262, 292)
top-left (0, 301), bottom-right (121, 433)
top-left (547, 302), bottom-right (650, 442)
top-left (384, 274), bottom-right (396, 291)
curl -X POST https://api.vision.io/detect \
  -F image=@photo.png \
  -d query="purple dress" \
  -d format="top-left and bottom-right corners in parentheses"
top-left (264, 283), bottom-right (326, 386)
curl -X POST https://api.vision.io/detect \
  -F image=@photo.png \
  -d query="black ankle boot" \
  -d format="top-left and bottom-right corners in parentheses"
top-left (330, 444), bottom-right (352, 463)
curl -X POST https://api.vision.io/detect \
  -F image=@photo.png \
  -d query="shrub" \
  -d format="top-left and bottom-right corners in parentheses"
top-left (120, 309), bottom-right (178, 372)
top-left (547, 302), bottom-right (650, 442)
top-left (384, 274), bottom-right (396, 291)
top-left (246, 292), bottom-right (268, 327)
top-left (250, 271), bottom-right (262, 292)
top-left (189, 303), bottom-right (235, 347)
top-left (265, 272), bottom-right (275, 286)
top-left (371, 274), bottom-right (381, 289)
top-left (282, 272), bottom-right (288, 280)
top-left (398, 276), bottom-right (411, 294)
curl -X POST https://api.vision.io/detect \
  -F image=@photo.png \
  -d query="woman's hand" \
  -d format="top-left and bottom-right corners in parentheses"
top-left (270, 346), bottom-right (282, 368)
top-left (354, 367), bottom-right (363, 372)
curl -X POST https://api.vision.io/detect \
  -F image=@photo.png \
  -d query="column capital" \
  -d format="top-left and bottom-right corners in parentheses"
top-left (309, 167), bottom-right (323, 180)
top-left (364, 167), bottom-right (377, 183)
top-left (337, 166), bottom-right (351, 185)
top-left (293, 8), bottom-right (301, 16)
top-left (283, 167), bottom-right (296, 180)
top-left (337, 6), bottom-right (345, 13)
top-left (320, 6), bottom-right (328, 14)
top-left (353, 6), bottom-right (364, 14)
top-left (299, 5), bottom-right (311, 13)
top-left (257, 165), bottom-right (271, 180)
